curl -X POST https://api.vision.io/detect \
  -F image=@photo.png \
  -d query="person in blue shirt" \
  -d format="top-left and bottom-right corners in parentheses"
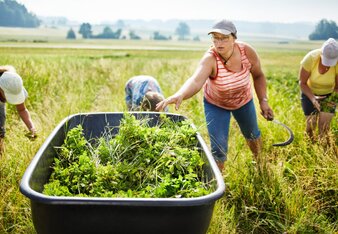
top-left (125, 75), bottom-right (168, 112)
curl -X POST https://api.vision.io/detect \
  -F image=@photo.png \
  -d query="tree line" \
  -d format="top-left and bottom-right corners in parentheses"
top-left (67, 22), bottom-right (195, 41)
top-left (1, 0), bottom-right (338, 40)
top-left (0, 0), bottom-right (40, 27)
top-left (309, 19), bottom-right (338, 40)
top-left (67, 19), bottom-right (338, 41)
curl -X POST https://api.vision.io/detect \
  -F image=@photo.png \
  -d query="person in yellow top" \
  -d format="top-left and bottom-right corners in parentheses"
top-left (299, 38), bottom-right (338, 142)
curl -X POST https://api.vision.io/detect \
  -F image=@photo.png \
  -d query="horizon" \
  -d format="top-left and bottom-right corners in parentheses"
top-left (17, 0), bottom-right (338, 24)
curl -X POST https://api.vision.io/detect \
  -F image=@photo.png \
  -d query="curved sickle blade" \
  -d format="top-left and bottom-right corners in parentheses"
top-left (271, 120), bottom-right (294, 147)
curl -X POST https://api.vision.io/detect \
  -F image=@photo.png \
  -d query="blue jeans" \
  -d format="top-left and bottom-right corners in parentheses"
top-left (203, 98), bottom-right (261, 162)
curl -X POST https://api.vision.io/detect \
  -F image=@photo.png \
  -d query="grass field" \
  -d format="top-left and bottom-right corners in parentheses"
top-left (0, 38), bottom-right (337, 233)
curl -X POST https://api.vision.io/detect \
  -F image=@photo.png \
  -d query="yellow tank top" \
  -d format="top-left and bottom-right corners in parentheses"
top-left (301, 49), bottom-right (337, 95)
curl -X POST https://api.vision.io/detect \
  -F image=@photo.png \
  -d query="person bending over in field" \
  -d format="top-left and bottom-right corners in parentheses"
top-left (156, 19), bottom-right (274, 171)
top-left (299, 38), bottom-right (338, 144)
top-left (0, 65), bottom-right (37, 155)
top-left (125, 75), bottom-right (168, 112)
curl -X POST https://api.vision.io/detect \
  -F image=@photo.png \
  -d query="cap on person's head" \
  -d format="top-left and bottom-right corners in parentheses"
top-left (0, 71), bottom-right (27, 105)
top-left (321, 38), bottom-right (338, 67)
top-left (208, 19), bottom-right (237, 38)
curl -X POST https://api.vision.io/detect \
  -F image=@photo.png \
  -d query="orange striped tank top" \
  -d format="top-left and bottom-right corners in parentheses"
top-left (203, 42), bottom-right (253, 110)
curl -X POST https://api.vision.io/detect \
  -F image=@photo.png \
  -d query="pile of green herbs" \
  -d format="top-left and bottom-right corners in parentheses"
top-left (320, 92), bottom-right (338, 113)
top-left (43, 114), bottom-right (213, 198)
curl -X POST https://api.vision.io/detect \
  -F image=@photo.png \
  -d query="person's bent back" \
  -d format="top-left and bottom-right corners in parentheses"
top-left (125, 75), bottom-right (168, 112)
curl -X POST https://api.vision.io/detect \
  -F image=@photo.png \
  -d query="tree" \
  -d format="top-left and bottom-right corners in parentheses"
top-left (66, 28), bottom-right (76, 39)
top-left (0, 0), bottom-right (40, 27)
top-left (175, 22), bottom-right (190, 40)
top-left (309, 19), bottom-right (338, 40)
top-left (78, 23), bottom-right (92, 39)
top-left (103, 26), bottom-right (113, 35)
top-left (153, 31), bottom-right (169, 40)
top-left (129, 31), bottom-right (141, 40)
top-left (114, 28), bottom-right (122, 39)
top-left (92, 26), bottom-right (122, 39)
top-left (95, 26), bottom-right (114, 38)
top-left (193, 36), bottom-right (200, 41)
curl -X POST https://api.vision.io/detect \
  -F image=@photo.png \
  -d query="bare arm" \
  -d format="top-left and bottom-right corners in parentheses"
top-left (298, 67), bottom-right (320, 111)
top-left (16, 103), bottom-right (36, 136)
top-left (156, 53), bottom-right (214, 111)
top-left (245, 44), bottom-right (274, 120)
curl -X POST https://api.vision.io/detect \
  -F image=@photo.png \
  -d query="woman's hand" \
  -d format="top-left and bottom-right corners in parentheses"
top-left (311, 97), bottom-right (321, 111)
top-left (25, 127), bottom-right (37, 140)
top-left (156, 93), bottom-right (184, 111)
top-left (260, 101), bottom-right (274, 121)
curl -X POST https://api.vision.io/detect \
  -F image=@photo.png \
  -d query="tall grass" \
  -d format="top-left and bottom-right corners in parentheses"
top-left (0, 41), bottom-right (337, 234)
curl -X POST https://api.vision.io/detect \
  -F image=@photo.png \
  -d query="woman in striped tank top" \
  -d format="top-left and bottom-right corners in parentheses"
top-left (156, 19), bottom-right (274, 171)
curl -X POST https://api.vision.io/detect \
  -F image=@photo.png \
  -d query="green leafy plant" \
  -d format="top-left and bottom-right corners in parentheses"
top-left (320, 92), bottom-right (338, 113)
top-left (43, 113), bottom-right (213, 198)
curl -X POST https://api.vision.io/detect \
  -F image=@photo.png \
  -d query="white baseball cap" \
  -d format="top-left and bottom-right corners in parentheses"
top-left (0, 71), bottom-right (27, 105)
top-left (321, 38), bottom-right (338, 67)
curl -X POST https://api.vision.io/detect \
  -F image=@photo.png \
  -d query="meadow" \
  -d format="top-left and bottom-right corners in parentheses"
top-left (0, 38), bottom-right (337, 233)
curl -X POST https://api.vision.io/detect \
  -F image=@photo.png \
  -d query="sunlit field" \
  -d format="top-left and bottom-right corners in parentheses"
top-left (0, 38), bottom-right (337, 233)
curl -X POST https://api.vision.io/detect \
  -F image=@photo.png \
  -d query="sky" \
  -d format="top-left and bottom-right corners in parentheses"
top-left (17, 0), bottom-right (338, 24)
